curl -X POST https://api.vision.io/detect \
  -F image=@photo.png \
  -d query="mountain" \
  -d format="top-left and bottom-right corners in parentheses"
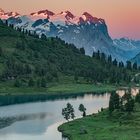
top-left (0, 8), bottom-right (20, 19)
top-left (0, 20), bottom-right (132, 86)
top-left (131, 52), bottom-right (140, 65)
top-left (113, 38), bottom-right (140, 61)
top-left (1, 8), bottom-right (140, 62)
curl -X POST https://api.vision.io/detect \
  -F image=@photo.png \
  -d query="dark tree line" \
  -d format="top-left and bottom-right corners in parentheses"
top-left (109, 89), bottom-right (135, 114)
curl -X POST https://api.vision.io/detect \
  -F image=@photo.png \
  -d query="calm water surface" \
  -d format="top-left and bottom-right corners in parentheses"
top-left (0, 89), bottom-right (138, 140)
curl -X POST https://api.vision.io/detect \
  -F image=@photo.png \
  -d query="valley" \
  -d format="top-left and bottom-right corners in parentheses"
top-left (0, 5), bottom-right (140, 140)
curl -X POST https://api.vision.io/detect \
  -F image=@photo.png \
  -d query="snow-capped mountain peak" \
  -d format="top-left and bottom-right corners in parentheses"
top-left (82, 12), bottom-right (105, 24)
top-left (2, 8), bottom-right (140, 62)
top-left (0, 8), bottom-right (20, 19)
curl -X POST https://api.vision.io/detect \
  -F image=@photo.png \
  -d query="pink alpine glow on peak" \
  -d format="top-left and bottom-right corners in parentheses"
top-left (0, 8), bottom-right (20, 19)
top-left (82, 12), bottom-right (105, 24)
top-left (6, 12), bottom-right (19, 17)
top-left (0, 8), bottom-right (105, 26)
top-left (30, 9), bottom-right (55, 18)
top-left (60, 11), bottom-right (75, 19)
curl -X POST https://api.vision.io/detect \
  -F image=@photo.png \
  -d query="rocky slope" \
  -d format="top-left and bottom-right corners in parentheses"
top-left (0, 8), bottom-right (140, 62)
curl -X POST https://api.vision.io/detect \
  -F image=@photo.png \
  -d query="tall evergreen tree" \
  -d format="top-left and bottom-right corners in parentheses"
top-left (126, 61), bottom-right (132, 70)
top-left (133, 62), bottom-right (137, 70)
top-left (113, 59), bottom-right (118, 66)
top-left (96, 50), bottom-right (100, 60)
top-left (108, 55), bottom-right (112, 64)
top-left (80, 47), bottom-right (85, 55)
top-left (109, 92), bottom-right (120, 114)
top-left (122, 89), bottom-right (135, 113)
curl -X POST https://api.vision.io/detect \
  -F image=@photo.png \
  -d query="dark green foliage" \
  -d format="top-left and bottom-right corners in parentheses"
top-left (16, 41), bottom-right (26, 50)
top-left (119, 61), bottom-right (124, 68)
top-left (133, 62), bottom-right (137, 70)
top-left (79, 104), bottom-right (86, 117)
top-left (96, 50), bottom-right (100, 60)
top-left (0, 22), bottom-right (137, 87)
top-left (126, 61), bottom-right (132, 70)
top-left (122, 91), bottom-right (135, 113)
top-left (100, 53), bottom-right (106, 63)
top-left (135, 91), bottom-right (140, 103)
top-left (109, 89), bottom-right (135, 115)
top-left (79, 48), bottom-right (85, 55)
top-left (113, 59), bottom-right (118, 66)
top-left (108, 55), bottom-right (112, 63)
top-left (74, 72), bottom-right (79, 82)
top-left (41, 34), bottom-right (46, 40)
top-left (109, 92), bottom-right (120, 113)
top-left (41, 78), bottom-right (47, 87)
top-left (0, 47), bottom-right (3, 56)
top-left (36, 79), bottom-right (41, 87)
top-left (62, 103), bottom-right (75, 121)
top-left (28, 78), bottom-right (35, 87)
top-left (14, 79), bottom-right (21, 87)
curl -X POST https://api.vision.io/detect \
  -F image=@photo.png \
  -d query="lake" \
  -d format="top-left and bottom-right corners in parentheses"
top-left (0, 88), bottom-right (138, 140)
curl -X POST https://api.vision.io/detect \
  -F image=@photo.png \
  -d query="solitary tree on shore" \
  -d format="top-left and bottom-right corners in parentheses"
top-left (62, 103), bottom-right (75, 121)
top-left (79, 104), bottom-right (87, 117)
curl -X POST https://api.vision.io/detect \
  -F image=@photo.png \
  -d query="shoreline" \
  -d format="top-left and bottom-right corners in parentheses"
top-left (0, 84), bottom-right (116, 106)
top-left (58, 103), bottom-right (140, 140)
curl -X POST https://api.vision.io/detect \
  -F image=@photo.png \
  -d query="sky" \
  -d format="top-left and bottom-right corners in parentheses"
top-left (0, 0), bottom-right (140, 39)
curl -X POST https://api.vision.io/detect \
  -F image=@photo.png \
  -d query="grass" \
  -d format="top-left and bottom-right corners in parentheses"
top-left (0, 75), bottom-right (116, 96)
top-left (58, 104), bottom-right (140, 140)
top-left (0, 75), bottom-right (117, 106)
top-left (47, 84), bottom-right (116, 94)
top-left (0, 81), bottom-right (116, 96)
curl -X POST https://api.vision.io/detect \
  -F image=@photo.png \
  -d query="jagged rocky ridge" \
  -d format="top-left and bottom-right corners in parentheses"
top-left (0, 8), bottom-right (140, 62)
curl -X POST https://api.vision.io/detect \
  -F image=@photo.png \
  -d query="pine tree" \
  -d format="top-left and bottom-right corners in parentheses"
top-left (133, 62), bottom-right (137, 70)
top-left (101, 53), bottom-right (106, 63)
top-left (109, 94), bottom-right (115, 114)
top-left (96, 50), bottom-right (100, 60)
top-left (122, 89), bottom-right (135, 113)
top-left (108, 55), bottom-right (112, 64)
top-left (92, 51), bottom-right (95, 58)
top-left (109, 92), bottom-right (120, 114)
top-left (126, 61), bottom-right (132, 70)
top-left (80, 48), bottom-right (85, 55)
top-left (113, 59), bottom-right (118, 66)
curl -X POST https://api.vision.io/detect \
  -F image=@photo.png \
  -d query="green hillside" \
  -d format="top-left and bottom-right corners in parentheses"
top-left (0, 20), bottom-right (136, 95)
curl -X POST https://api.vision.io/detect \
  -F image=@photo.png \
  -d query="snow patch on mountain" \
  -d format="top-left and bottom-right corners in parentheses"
top-left (1, 8), bottom-right (140, 62)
